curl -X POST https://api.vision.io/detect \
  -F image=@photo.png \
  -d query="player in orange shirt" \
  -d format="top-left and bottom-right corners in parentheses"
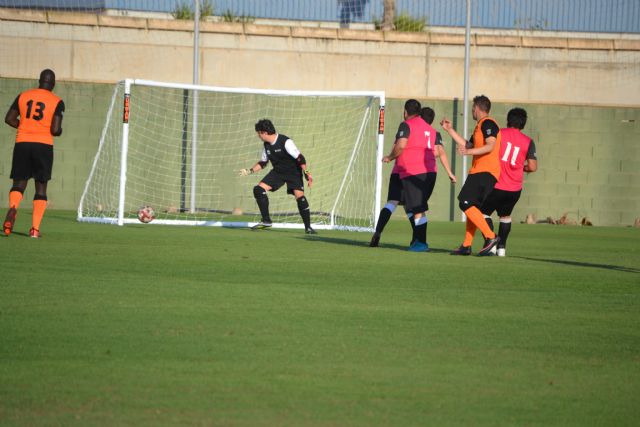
top-left (3, 69), bottom-right (65, 238)
top-left (440, 95), bottom-right (501, 256)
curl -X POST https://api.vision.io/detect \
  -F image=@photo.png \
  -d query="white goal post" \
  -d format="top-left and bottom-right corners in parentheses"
top-left (78, 79), bottom-right (385, 232)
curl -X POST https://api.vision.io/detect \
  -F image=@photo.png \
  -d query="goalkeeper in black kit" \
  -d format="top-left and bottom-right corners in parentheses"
top-left (239, 119), bottom-right (316, 234)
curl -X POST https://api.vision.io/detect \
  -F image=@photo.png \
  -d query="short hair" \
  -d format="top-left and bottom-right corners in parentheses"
top-left (39, 69), bottom-right (55, 89)
top-left (404, 99), bottom-right (422, 117)
top-left (255, 119), bottom-right (276, 135)
top-left (420, 107), bottom-right (435, 125)
top-left (507, 107), bottom-right (527, 130)
top-left (473, 95), bottom-right (491, 113)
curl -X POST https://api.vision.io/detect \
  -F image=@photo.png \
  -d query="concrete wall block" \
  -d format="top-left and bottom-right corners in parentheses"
top-left (592, 197), bottom-right (634, 211)
top-left (46, 11), bottom-right (98, 26)
top-left (631, 174), bottom-right (640, 187)
top-left (526, 195), bottom-right (551, 209)
top-left (548, 196), bottom-right (589, 212)
top-left (555, 183), bottom-right (581, 197)
top-left (608, 172), bottom-right (634, 186)
top-left (592, 144), bottom-right (627, 160)
top-left (584, 171), bottom-right (609, 186)
top-left (568, 38), bottom-right (614, 50)
top-left (523, 182), bottom-right (558, 197)
top-left (621, 159), bottom-right (640, 173)
top-left (576, 157), bottom-right (601, 172)
top-left (540, 169), bottom-right (566, 183)
top-left (582, 184), bottom-right (632, 199)
top-left (565, 171), bottom-right (589, 184)
top-left (549, 156), bottom-right (579, 171)
top-left (544, 141), bottom-right (587, 157)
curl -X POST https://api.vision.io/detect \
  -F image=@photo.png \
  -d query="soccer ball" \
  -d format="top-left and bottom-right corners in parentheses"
top-left (137, 205), bottom-right (156, 223)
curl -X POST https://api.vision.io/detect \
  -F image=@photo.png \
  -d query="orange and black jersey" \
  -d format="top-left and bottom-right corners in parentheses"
top-left (468, 116), bottom-right (501, 179)
top-left (10, 88), bottom-right (65, 145)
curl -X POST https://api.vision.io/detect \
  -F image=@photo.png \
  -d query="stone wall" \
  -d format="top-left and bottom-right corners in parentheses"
top-left (1, 9), bottom-right (639, 105)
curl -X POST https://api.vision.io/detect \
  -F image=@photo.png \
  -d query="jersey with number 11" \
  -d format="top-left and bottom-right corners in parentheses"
top-left (495, 127), bottom-right (537, 192)
top-left (14, 88), bottom-right (64, 145)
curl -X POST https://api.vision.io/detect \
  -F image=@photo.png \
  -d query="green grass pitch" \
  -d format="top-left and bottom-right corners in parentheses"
top-left (1, 210), bottom-right (639, 426)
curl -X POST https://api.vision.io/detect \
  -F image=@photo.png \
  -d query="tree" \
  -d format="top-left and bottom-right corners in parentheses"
top-left (382, 0), bottom-right (396, 30)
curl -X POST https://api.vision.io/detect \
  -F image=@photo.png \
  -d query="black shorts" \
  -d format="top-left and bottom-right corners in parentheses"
top-left (458, 172), bottom-right (497, 210)
top-left (261, 169), bottom-right (304, 195)
top-left (10, 142), bottom-right (54, 182)
top-left (481, 188), bottom-right (522, 217)
top-left (386, 173), bottom-right (405, 204)
top-left (401, 172), bottom-right (437, 214)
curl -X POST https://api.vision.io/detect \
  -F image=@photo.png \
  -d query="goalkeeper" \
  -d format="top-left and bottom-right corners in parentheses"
top-left (239, 119), bottom-right (316, 234)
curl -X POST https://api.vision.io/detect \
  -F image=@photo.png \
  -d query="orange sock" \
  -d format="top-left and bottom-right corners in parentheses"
top-left (463, 220), bottom-right (477, 247)
top-left (32, 200), bottom-right (47, 231)
top-left (464, 206), bottom-right (496, 239)
top-left (9, 191), bottom-right (23, 209)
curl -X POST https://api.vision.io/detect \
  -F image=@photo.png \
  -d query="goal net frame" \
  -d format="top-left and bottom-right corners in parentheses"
top-left (78, 79), bottom-right (385, 232)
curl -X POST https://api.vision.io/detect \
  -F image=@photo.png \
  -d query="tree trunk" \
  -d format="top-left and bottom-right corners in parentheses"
top-left (382, 0), bottom-right (395, 31)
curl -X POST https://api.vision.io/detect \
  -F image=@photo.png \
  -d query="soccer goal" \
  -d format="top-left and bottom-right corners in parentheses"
top-left (78, 79), bottom-right (385, 232)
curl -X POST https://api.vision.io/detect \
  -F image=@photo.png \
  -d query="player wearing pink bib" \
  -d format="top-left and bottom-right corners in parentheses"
top-left (394, 116), bottom-right (437, 179)
top-left (369, 104), bottom-right (447, 249)
top-left (381, 99), bottom-right (436, 252)
top-left (481, 108), bottom-right (537, 256)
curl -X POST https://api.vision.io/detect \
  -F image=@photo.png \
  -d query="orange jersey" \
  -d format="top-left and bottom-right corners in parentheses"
top-left (14, 88), bottom-right (64, 145)
top-left (468, 116), bottom-right (501, 179)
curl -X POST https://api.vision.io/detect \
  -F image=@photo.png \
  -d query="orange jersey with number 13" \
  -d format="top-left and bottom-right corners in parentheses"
top-left (15, 88), bottom-right (62, 145)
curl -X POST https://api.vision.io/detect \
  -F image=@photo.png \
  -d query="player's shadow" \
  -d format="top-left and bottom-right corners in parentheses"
top-left (511, 256), bottom-right (640, 274)
top-left (299, 235), bottom-right (451, 253)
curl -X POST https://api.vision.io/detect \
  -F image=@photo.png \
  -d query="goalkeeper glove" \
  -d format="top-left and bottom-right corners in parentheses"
top-left (238, 168), bottom-right (253, 177)
top-left (304, 170), bottom-right (313, 187)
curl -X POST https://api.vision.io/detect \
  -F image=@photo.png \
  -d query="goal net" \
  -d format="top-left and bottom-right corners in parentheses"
top-left (78, 79), bottom-right (385, 232)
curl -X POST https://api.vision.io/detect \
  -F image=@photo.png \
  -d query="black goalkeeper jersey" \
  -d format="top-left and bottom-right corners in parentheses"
top-left (263, 134), bottom-right (301, 177)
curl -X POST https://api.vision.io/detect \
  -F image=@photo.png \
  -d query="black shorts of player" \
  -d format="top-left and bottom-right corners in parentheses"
top-left (10, 142), bottom-right (54, 182)
top-left (481, 188), bottom-right (522, 217)
top-left (457, 172), bottom-right (497, 210)
top-left (386, 173), bottom-right (405, 205)
top-left (401, 172), bottom-right (437, 214)
top-left (261, 169), bottom-right (304, 195)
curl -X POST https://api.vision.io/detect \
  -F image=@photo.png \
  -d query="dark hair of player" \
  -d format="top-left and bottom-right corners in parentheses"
top-left (473, 95), bottom-right (491, 113)
top-left (39, 69), bottom-right (56, 90)
top-left (255, 119), bottom-right (276, 135)
top-left (420, 107), bottom-right (435, 125)
top-left (507, 107), bottom-right (527, 130)
top-left (404, 99), bottom-right (422, 116)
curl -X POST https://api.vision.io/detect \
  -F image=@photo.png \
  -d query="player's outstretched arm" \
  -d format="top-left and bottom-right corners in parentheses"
top-left (440, 118), bottom-right (467, 149)
top-left (383, 138), bottom-right (407, 163)
top-left (437, 145), bottom-right (457, 183)
top-left (238, 162), bottom-right (264, 176)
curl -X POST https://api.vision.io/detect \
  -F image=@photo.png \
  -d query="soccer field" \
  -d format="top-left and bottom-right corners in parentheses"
top-left (1, 210), bottom-right (639, 426)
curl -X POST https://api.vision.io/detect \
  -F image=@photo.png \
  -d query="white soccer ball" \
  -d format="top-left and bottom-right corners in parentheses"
top-left (137, 205), bottom-right (156, 223)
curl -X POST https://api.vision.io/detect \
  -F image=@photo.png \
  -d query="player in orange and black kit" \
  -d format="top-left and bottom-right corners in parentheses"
top-left (3, 69), bottom-right (65, 238)
top-left (440, 95), bottom-right (501, 256)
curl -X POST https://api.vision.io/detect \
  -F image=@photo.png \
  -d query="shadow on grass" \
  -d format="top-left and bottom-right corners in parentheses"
top-left (511, 256), bottom-right (640, 274)
top-left (297, 234), bottom-right (452, 253)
